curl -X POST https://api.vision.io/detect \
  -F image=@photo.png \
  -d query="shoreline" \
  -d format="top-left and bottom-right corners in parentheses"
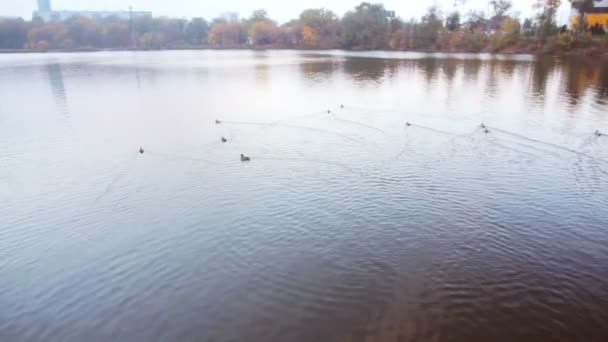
top-left (1, 46), bottom-right (607, 58)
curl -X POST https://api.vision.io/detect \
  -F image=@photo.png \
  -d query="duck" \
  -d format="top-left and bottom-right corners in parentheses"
top-left (484, 128), bottom-right (490, 134)
top-left (340, 104), bottom-right (344, 109)
top-left (215, 119), bottom-right (221, 124)
top-left (595, 130), bottom-right (603, 137)
top-left (405, 122), bottom-right (411, 127)
top-left (221, 137), bottom-right (228, 143)
top-left (327, 109), bottom-right (331, 114)
top-left (240, 154), bottom-right (251, 162)
top-left (480, 123), bottom-right (486, 129)
top-left (139, 147), bottom-right (144, 154)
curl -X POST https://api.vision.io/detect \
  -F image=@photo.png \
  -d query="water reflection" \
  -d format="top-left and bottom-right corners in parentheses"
top-left (299, 60), bottom-right (339, 84)
top-left (319, 55), bottom-right (608, 112)
top-left (343, 58), bottom-right (388, 84)
top-left (45, 64), bottom-right (68, 115)
top-left (462, 59), bottom-right (483, 82)
top-left (254, 51), bottom-right (270, 83)
top-left (2, 51), bottom-right (608, 342)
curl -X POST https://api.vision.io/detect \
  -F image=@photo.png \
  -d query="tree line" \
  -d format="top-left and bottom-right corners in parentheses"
top-left (0, 1), bottom-right (606, 53)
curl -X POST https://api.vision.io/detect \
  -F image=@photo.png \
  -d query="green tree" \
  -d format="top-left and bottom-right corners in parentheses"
top-left (341, 2), bottom-right (393, 50)
top-left (185, 18), bottom-right (208, 45)
top-left (465, 10), bottom-right (488, 31)
top-left (0, 18), bottom-right (29, 49)
top-left (490, 0), bottom-right (513, 17)
top-left (534, 0), bottom-right (562, 39)
top-left (66, 16), bottom-right (102, 47)
top-left (413, 6), bottom-right (443, 48)
top-left (446, 11), bottom-right (461, 32)
top-left (101, 21), bottom-right (130, 47)
top-left (250, 9), bottom-right (269, 23)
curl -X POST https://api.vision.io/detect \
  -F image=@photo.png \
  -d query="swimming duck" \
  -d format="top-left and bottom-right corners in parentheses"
top-left (215, 120), bottom-right (221, 124)
top-left (595, 130), bottom-right (603, 137)
top-left (221, 137), bottom-right (227, 143)
top-left (406, 122), bottom-right (411, 127)
top-left (480, 123), bottom-right (486, 129)
top-left (240, 154), bottom-right (251, 162)
top-left (327, 109), bottom-right (331, 114)
top-left (139, 147), bottom-right (144, 154)
top-left (340, 104), bottom-right (344, 109)
top-left (484, 128), bottom-right (490, 134)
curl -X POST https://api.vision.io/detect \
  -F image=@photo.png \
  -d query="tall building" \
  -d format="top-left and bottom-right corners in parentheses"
top-left (37, 0), bottom-right (51, 12)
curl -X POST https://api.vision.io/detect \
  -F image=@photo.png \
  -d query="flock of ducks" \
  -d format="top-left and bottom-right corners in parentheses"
top-left (214, 105), bottom-right (348, 162)
top-left (138, 110), bottom-right (605, 161)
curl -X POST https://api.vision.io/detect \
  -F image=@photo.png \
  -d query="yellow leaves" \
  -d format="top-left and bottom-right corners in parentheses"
top-left (250, 21), bottom-right (278, 45)
top-left (208, 22), bottom-right (244, 46)
top-left (500, 17), bottom-right (521, 37)
top-left (388, 30), bottom-right (403, 50)
top-left (302, 25), bottom-right (319, 47)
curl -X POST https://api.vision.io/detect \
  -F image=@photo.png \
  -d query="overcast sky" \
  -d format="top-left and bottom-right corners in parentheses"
top-left (1, 0), bottom-right (572, 23)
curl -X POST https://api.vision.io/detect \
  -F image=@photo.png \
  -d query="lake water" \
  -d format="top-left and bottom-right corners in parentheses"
top-left (1, 50), bottom-right (608, 341)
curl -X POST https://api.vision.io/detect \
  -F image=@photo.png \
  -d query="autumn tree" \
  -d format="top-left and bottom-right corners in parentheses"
top-left (27, 22), bottom-right (70, 48)
top-left (208, 21), bottom-right (246, 46)
top-left (244, 9), bottom-right (279, 46)
top-left (302, 25), bottom-right (320, 47)
top-left (250, 21), bottom-right (278, 45)
top-left (298, 9), bottom-right (341, 48)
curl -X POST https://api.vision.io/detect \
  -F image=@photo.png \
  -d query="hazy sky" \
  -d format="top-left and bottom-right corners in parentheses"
top-left (1, 0), bottom-right (572, 23)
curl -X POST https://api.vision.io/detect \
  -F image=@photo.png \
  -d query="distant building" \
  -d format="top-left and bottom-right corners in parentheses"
top-left (37, 0), bottom-right (51, 12)
top-left (570, 0), bottom-right (608, 29)
top-left (32, 0), bottom-right (151, 22)
top-left (221, 12), bottom-right (239, 22)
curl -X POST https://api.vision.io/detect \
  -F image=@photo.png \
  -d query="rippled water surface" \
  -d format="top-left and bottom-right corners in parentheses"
top-left (1, 50), bottom-right (608, 341)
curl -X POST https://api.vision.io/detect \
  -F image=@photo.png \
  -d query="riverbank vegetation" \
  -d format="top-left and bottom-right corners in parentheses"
top-left (1, 1), bottom-right (607, 54)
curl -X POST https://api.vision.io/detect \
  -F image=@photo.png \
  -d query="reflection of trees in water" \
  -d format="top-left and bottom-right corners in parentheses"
top-left (498, 60), bottom-right (517, 76)
top-left (343, 58), bottom-right (387, 84)
top-left (299, 60), bottom-right (339, 82)
top-left (296, 54), bottom-right (608, 110)
top-left (596, 65), bottom-right (608, 105)
top-left (530, 57), bottom-right (555, 99)
top-left (485, 60), bottom-right (499, 97)
top-left (415, 58), bottom-right (441, 83)
top-left (254, 51), bottom-right (270, 83)
top-left (45, 64), bottom-right (68, 115)
top-left (384, 59), bottom-right (400, 79)
top-left (441, 59), bottom-right (460, 84)
top-left (561, 59), bottom-right (604, 107)
top-left (462, 59), bottom-right (482, 82)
